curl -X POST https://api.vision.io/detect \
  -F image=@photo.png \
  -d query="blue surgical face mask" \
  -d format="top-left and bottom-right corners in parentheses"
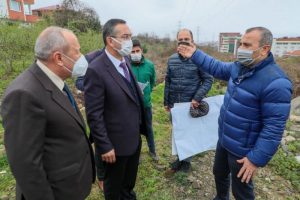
top-left (236, 47), bottom-right (262, 67)
top-left (62, 54), bottom-right (88, 77)
top-left (130, 53), bottom-right (142, 62)
top-left (111, 37), bottom-right (133, 57)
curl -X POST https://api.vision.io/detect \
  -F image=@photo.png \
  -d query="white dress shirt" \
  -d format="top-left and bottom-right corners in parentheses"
top-left (105, 49), bottom-right (129, 78)
top-left (36, 60), bottom-right (64, 91)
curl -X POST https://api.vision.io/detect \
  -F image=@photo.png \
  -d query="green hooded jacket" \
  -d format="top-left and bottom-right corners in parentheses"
top-left (131, 56), bottom-right (156, 108)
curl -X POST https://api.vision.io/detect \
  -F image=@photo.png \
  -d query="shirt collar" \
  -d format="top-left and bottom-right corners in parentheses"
top-left (36, 60), bottom-right (65, 91)
top-left (105, 48), bottom-right (125, 68)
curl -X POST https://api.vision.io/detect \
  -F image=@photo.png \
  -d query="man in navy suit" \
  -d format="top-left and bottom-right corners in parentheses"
top-left (84, 19), bottom-right (147, 200)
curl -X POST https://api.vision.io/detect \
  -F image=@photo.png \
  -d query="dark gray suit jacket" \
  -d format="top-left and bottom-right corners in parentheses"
top-left (84, 51), bottom-right (147, 156)
top-left (1, 63), bottom-right (95, 200)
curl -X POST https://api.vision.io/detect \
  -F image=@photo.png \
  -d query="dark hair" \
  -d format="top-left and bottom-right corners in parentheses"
top-left (246, 27), bottom-right (273, 47)
top-left (177, 28), bottom-right (193, 40)
top-left (102, 19), bottom-right (126, 46)
top-left (132, 39), bottom-right (141, 48)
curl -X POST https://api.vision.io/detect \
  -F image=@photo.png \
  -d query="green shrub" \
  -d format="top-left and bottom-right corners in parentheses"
top-left (269, 148), bottom-right (300, 191)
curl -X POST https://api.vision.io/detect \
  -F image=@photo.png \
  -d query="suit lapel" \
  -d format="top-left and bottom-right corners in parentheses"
top-left (30, 63), bottom-right (86, 131)
top-left (125, 58), bottom-right (144, 100)
top-left (51, 89), bottom-right (85, 130)
top-left (103, 53), bottom-right (137, 103)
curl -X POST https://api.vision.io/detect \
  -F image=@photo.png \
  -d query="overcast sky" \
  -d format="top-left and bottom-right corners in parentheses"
top-left (32, 0), bottom-right (300, 42)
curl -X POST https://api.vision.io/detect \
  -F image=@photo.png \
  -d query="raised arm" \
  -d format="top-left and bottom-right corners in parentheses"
top-left (178, 44), bottom-right (234, 81)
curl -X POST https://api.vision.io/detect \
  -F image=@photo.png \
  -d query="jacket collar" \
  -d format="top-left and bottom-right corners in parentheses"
top-left (251, 52), bottom-right (275, 71)
top-left (131, 55), bottom-right (145, 66)
top-left (29, 63), bottom-right (86, 131)
top-left (233, 53), bottom-right (275, 85)
top-left (103, 52), bottom-right (139, 104)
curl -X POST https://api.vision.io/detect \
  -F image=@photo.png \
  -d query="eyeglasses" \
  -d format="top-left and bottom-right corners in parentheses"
top-left (111, 34), bottom-right (132, 41)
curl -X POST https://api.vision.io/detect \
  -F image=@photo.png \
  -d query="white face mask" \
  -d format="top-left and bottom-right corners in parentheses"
top-left (111, 37), bottom-right (133, 57)
top-left (62, 54), bottom-right (88, 77)
top-left (130, 53), bottom-right (142, 62)
top-left (236, 47), bottom-right (262, 67)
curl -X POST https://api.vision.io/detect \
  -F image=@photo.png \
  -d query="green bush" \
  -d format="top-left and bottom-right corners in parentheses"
top-left (269, 148), bottom-right (300, 191)
top-left (0, 21), bottom-right (102, 98)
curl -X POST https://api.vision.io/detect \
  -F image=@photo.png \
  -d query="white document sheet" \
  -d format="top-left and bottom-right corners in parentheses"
top-left (171, 95), bottom-right (224, 160)
top-left (137, 81), bottom-right (149, 92)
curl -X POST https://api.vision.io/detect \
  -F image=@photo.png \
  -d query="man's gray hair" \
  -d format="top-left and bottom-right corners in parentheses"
top-left (246, 27), bottom-right (273, 47)
top-left (177, 28), bottom-right (194, 40)
top-left (34, 26), bottom-right (73, 61)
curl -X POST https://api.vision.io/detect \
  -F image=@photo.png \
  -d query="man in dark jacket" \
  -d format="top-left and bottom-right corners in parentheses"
top-left (164, 29), bottom-right (213, 173)
top-left (1, 26), bottom-right (95, 200)
top-left (75, 49), bottom-right (105, 191)
top-left (130, 39), bottom-right (158, 161)
top-left (178, 27), bottom-right (292, 200)
top-left (84, 19), bottom-right (146, 200)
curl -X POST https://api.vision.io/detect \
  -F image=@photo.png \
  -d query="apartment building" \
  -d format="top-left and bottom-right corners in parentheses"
top-left (0, 0), bottom-right (38, 23)
top-left (272, 37), bottom-right (300, 57)
top-left (218, 32), bottom-right (241, 54)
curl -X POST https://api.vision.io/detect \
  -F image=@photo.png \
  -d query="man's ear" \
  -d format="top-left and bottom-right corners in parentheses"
top-left (262, 45), bottom-right (271, 56)
top-left (106, 37), bottom-right (113, 47)
top-left (53, 51), bottom-right (63, 66)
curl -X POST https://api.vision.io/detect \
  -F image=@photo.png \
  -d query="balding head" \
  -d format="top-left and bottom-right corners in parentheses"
top-left (177, 28), bottom-right (194, 41)
top-left (34, 26), bottom-right (75, 61)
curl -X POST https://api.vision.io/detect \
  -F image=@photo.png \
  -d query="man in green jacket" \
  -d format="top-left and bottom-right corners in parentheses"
top-left (130, 39), bottom-right (158, 161)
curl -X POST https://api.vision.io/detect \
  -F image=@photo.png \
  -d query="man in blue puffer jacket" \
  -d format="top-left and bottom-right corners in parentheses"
top-left (178, 27), bottom-right (292, 200)
top-left (164, 29), bottom-right (213, 173)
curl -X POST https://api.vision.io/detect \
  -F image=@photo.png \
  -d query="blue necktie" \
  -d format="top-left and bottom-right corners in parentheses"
top-left (63, 84), bottom-right (77, 110)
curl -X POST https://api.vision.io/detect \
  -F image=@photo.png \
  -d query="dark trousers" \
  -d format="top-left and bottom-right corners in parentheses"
top-left (213, 142), bottom-right (255, 200)
top-left (103, 141), bottom-right (141, 200)
top-left (95, 147), bottom-right (105, 181)
top-left (145, 107), bottom-right (156, 154)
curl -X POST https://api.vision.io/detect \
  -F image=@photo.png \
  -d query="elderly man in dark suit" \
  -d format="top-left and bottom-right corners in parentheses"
top-left (84, 19), bottom-right (146, 200)
top-left (1, 26), bottom-right (95, 200)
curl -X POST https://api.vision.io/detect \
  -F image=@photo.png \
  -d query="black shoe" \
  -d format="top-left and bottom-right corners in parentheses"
top-left (179, 161), bottom-right (191, 173)
top-left (170, 159), bottom-right (181, 171)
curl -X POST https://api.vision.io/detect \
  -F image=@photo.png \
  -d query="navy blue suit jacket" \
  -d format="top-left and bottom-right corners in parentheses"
top-left (84, 50), bottom-right (147, 156)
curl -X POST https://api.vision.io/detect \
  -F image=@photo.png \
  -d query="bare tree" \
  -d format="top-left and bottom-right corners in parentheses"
top-left (52, 0), bottom-right (101, 32)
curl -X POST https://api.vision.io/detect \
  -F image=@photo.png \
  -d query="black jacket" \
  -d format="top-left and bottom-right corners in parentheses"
top-left (1, 63), bottom-right (95, 200)
top-left (164, 53), bottom-right (213, 107)
top-left (84, 51), bottom-right (147, 156)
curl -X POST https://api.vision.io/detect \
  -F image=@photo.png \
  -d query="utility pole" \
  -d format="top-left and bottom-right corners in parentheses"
top-left (196, 26), bottom-right (200, 45)
top-left (178, 20), bottom-right (182, 31)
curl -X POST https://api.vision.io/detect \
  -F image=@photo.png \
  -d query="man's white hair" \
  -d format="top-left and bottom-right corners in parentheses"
top-left (34, 26), bottom-right (74, 61)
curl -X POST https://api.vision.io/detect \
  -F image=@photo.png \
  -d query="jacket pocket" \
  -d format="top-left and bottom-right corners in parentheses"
top-left (47, 162), bottom-right (80, 182)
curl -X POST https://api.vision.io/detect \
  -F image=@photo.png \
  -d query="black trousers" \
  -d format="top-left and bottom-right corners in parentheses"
top-left (95, 147), bottom-right (105, 181)
top-left (103, 141), bottom-right (141, 200)
top-left (145, 107), bottom-right (156, 154)
top-left (213, 141), bottom-right (255, 200)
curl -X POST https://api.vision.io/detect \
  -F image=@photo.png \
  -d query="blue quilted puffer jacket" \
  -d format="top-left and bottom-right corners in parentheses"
top-left (191, 50), bottom-right (292, 167)
top-left (164, 53), bottom-right (213, 107)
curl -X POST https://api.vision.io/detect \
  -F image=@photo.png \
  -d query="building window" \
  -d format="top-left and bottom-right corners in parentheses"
top-left (24, 4), bottom-right (31, 15)
top-left (10, 0), bottom-right (21, 12)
